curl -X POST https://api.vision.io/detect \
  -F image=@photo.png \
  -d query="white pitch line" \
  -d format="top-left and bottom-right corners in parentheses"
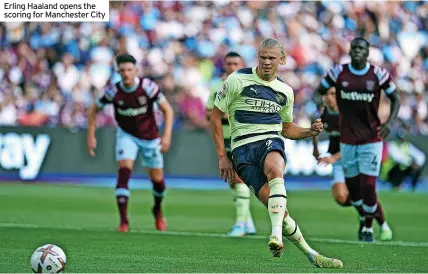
top-left (1, 223), bottom-right (428, 248)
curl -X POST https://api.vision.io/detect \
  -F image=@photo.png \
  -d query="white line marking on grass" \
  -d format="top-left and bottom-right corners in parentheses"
top-left (1, 222), bottom-right (428, 248)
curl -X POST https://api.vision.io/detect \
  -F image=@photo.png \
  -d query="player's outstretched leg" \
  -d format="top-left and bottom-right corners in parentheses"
top-left (258, 182), bottom-right (343, 267)
top-left (360, 174), bottom-right (392, 241)
top-left (282, 214), bottom-right (343, 268)
top-left (227, 182), bottom-right (252, 237)
top-left (149, 168), bottom-right (167, 231)
top-left (116, 166), bottom-right (132, 232)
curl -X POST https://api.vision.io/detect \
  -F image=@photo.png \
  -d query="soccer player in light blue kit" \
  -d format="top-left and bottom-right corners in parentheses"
top-left (210, 38), bottom-right (343, 268)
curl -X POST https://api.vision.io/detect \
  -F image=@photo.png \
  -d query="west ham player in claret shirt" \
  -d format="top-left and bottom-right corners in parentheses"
top-left (87, 54), bottom-right (174, 233)
top-left (316, 38), bottom-right (400, 242)
top-left (312, 87), bottom-right (386, 238)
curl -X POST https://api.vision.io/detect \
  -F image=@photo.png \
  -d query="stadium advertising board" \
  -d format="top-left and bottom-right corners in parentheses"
top-left (0, 133), bottom-right (50, 180)
top-left (0, 127), bottom-right (426, 181)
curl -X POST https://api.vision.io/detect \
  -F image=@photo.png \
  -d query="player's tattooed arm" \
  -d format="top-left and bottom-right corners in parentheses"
top-left (210, 106), bottom-right (234, 183)
top-left (87, 104), bottom-right (100, 157)
top-left (205, 108), bottom-right (212, 121)
top-left (282, 119), bottom-right (323, 140)
top-left (378, 91), bottom-right (400, 139)
top-left (312, 135), bottom-right (320, 160)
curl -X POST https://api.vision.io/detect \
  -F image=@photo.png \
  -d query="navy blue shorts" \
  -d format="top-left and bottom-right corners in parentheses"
top-left (231, 138), bottom-right (286, 197)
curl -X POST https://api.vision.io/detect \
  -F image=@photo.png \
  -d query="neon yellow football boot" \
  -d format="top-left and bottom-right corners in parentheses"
top-left (380, 227), bottom-right (393, 241)
top-left (312, 253), bottom-right (344, 268)
top-left (268, 235), bottom-right (284, 258)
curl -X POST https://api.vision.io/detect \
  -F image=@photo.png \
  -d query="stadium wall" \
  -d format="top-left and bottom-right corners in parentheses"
top-left (0, 126), bottom-right (426, 181)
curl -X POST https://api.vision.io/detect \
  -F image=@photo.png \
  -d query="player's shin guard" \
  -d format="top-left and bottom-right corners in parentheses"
top-left (283, 215), bottom-right (317, 261)
top-left (116, 167), bottom-right (131, 225)
top-left (268, 178), bottom-right (286, 239)
top-left (152, 179), bottom-right (166, 212)
top-left (360, 174), bottom-right (378, 228)
top-left (234, 183), bottom-right (251, 226)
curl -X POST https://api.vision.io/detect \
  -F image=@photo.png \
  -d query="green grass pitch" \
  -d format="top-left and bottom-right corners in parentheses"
top-left (0, 183), bottom-right (427, 272)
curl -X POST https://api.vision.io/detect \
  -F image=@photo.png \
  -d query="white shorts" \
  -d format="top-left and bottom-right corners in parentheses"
top-left (340, 141), bottom-right (383, 178)
top-left (115, 127), bottom-right (163, 169)
top-left (331, 161), bottom-right (345, 185)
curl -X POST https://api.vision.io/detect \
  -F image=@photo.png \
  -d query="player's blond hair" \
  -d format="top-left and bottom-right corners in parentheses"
top-left (258, 38), bottom-right (287, 65)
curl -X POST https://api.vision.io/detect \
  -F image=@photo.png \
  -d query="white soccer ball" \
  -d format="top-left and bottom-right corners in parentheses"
top-left (30, 244), bottom-right (66, 273)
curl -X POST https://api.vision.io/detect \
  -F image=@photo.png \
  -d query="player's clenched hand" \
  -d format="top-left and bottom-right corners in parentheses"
top-left (160, 135), bottom-right (171, 153)
top-left (87, 136), bottom-right (97, 157)
top-left (219, 156), bottom-right (235, 183)
top-left (310, 118), bottom-right (323, 136)
top-left (377, 123), bottom-right (391, 139)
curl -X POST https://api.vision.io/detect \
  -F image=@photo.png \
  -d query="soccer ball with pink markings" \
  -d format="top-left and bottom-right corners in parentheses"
top-left (30, 244), bottom-right (66, 273)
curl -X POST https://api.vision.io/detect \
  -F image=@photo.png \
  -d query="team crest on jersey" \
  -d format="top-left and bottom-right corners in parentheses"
top-left (217, 82), bottom-right (228, 100)
top-left (342, 81), bottom-right (349, 87)
top-left (118, 100), bottom-right (124, 106)
top-left (366, 81), bottom-right (375, 91)
top-left (138, 96), bottom-right (147, 105)
top-left (275, 93), bottom-right (285, 105)
top-left (324, 122), bottom-right (328, 129)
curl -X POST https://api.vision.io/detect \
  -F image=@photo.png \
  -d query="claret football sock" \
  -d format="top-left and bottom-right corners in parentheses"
top-left (152, 179), bottom-right (166, 213)
top-left (116, 167), bottom-right (131, 225)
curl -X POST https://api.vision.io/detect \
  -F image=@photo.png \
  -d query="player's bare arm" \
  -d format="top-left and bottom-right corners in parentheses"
top-left (205, 108), bottom-right (212, 121)
top-left (378, 91), bottom-right (400, 139)
top-left (87, 103), bottom-right (101, 157)
top-left (210, 106), bottom-right (234, 183)
top-left (282, 119), bottom-right (323, 140)
top-left (158, 99), bottom-right (174, 153)
top-left (312, 135), bottom-right (320, 160)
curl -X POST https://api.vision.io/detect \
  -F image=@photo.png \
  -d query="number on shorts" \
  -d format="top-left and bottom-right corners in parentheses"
top-left (371, 155), bottom-right (378, 168)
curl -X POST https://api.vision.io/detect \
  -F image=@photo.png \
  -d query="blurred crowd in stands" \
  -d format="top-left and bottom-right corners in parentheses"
top-left (0, 1), bottom-right (427, 135)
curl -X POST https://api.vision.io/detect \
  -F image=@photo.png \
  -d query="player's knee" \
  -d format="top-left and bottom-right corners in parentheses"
top-left (148, 168), bottom-right (164, 182)
top-left (264, 152), bottom-right (285, 180)
top-left (332, 184), bottom-right (349, 205)
top-left (118, 160), bottom-right (134, 170)
top-left (264, 165), bottom-right (283, 181)
top-left (334, 192), bottom-right (348, 205)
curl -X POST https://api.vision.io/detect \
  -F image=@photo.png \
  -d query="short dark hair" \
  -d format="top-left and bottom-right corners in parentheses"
top-left (351, 37), bottom-right (370, 48)
top-left (115, 53), bottom-right (136, 65)
top-left (224, 52), bottom-right (242, 60)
